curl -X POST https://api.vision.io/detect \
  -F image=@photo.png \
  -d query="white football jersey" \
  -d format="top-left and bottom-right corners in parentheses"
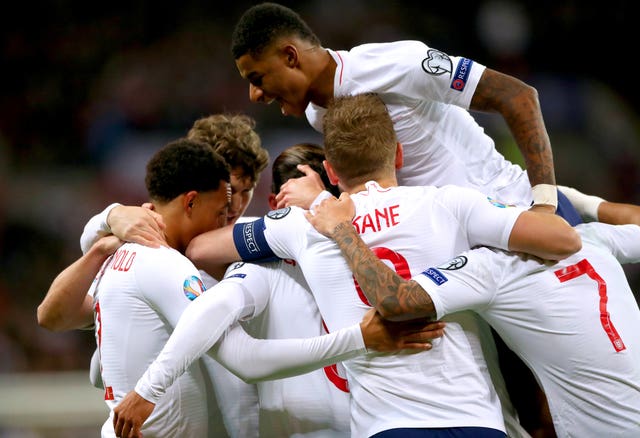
top-left (413, 223), bottom-right (640, 437)
top-left (223, 260), bottom-right (350, 437)
top-left (305, 41), bottom-right (532, 206)
top-left (92, 243), bottom-right (209, 438)
top-left (238, 181), bottom-right (525, 437)
top-left (81, 205), bottom-right (250, 438)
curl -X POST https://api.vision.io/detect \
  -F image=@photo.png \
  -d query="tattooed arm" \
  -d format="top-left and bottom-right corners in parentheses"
top-left (305, 193), bottom-right (436, 321)
top-left (472, 68), bottom-right (556, 212)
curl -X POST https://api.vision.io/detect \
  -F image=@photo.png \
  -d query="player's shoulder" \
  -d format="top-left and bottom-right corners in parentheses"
top-left (131, 243), bottom-right (193, 273)
top-left (348, 40), bottom-right (427, 55)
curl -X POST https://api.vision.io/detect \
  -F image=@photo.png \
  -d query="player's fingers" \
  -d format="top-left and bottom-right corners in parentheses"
top-left (296, 164), bottom-right (316, 176)
top-left (113, 413), bottom-right (121, 435)
top-left (401, 342), bottom-right (433, 351)
top-left (145, 209), bottom-right (166, 230)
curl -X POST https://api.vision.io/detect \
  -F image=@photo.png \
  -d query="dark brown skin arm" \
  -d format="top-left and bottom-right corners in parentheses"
top-left (471, 68), bottom-right (556, 193)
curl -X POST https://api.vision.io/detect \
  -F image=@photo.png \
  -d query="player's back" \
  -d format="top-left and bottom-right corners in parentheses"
top-left (261, 181), bottom-right (523, 437)
top-left (93, 243), bottom-right (207, 437)
top-left (305, 41), bottom-right (531, 205)
top-left (225, 259), bottom-right (351, 437)
top-left (482, 223), bottom-right (640, 437)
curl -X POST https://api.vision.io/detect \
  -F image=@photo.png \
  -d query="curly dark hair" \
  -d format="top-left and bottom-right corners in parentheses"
top-left (271, 143), bottom-right (340, 197)
top-left (187, 113), bottom-right (269, 185)
top-left (145, 138), bottom-right (230, 203)
top-left (231, 2), bottom-right (321, 59)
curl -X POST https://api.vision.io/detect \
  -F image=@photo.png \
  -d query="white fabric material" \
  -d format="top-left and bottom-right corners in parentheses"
top-left (80, 203), bottom-right (120, 254)
top-left (557, 185), bottom-right (605, 221)
top-left (414, 223), bottom-right (640, 437)
top-left (93, 243), bottom-right (209, 438)
top-left (198, 271), bottom-right (256, 438)
top-left (256, 182), bottom-right (524, 437)
top-left (136, 260), bottom-right (366, 437)
top-left (305, 41), bottom-right (532, 206)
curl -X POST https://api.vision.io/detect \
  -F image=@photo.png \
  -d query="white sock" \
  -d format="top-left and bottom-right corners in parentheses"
top-left (557, 185), bottom-right (606, 221)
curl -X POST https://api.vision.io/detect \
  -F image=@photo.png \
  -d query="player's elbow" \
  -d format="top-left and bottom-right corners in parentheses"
top-left (37, 305), bottom-right (64, 332)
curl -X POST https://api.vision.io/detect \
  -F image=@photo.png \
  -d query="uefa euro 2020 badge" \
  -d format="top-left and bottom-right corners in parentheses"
top-left (183, 275), bottom-right (206, 301)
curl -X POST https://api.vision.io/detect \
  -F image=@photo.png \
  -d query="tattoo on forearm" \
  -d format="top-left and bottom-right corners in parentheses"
top-left (333, 223), bottom-right (435, 320)
top-left (472, 69), bottom-right (555, 186)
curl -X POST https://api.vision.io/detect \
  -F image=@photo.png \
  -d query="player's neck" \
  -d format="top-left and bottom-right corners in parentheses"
top-left (345, 176), bottom-right (398, 194)
top-left (308, 48), bottom-right (335, 108)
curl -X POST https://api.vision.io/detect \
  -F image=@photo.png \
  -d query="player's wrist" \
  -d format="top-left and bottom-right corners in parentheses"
top-left (531, 184), bottom-right (558, 209)
top-left (332, 220), bottom-right (356, 240)
top-left (103, 203), bottom-right (122, 234)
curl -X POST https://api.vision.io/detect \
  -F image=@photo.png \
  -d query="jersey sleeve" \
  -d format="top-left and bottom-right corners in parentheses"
top-left (79, 203), bottom-right (121, 254)
top-left (134, 278), bottom-right (257, 403)
top-left (211, 322), bottom-right (366, 383)
top-left (579, 223), bottom-right (640, 264)
top-left (221, 261), bottom-right (281, 320)
top-left (436, 185), bottom-right (523, 249)
top-left (412, 248), bottom-right (499, 319)
top-left (232, 207), bottom-right (308, 262)
top-left (137, 248), bottom-right (206, 328)
top-left (344, 41), bottom-right (485, 109)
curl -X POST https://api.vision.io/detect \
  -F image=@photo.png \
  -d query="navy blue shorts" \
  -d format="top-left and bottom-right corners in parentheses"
top-left (370, 426), bottom-right (507, 438)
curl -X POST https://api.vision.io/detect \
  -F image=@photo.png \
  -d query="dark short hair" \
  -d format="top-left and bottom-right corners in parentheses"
top-left (231, 2), bottom-right (321, 59)
top-left (145, 138), bottom-right (230, 203)
top-left (271, 143), bottom-right (340, 197)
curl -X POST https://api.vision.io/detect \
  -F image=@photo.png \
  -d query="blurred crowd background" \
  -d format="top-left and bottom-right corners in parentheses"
top-left (0, 0), bottom-right (638, 431)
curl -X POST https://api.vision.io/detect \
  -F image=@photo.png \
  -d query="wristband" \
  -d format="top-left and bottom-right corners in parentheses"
top-left (531, 184), bottom-right (558, 208)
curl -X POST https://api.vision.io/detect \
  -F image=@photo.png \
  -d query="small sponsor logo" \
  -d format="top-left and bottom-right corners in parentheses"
top-left (267, 207), bottom-right (291, 220)
top-left (450, 57), bottom-right (473, 91)
top-left (228, 262), bottom-right (245, 271)
top-left (421, 49), bottom-right (453, 76)
top-left (422, 267), bottom-right (448, 286)
top-left (438, 256), bottom-right (468, 270)
top-left (183, 275), bottom-right (205, 301)
top-left (226, 273), bottom-right (247, 280)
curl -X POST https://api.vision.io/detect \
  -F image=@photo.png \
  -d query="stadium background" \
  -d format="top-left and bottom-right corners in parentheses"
top-left (1, 1), bottom-right (638, 436)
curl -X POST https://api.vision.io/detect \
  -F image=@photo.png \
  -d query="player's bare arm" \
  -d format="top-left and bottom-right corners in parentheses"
top-left (472, 68), bottom-right (556, 211)
top-left (306, 194), bottom-right (438, 321)
top-left (186, 223), bottom-right (240, 272)
top-left (37, 235), bottom-right (122, 331)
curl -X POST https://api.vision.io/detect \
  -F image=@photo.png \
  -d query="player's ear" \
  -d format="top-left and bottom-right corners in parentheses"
top-left (395, 142), bottom-right (404, 169)
top-left (282, 44), bottom-right (299, 67)
top-left (184, 191), bottom-right (197, 214)
top-left (323, 160), bottom-right (339, 185)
